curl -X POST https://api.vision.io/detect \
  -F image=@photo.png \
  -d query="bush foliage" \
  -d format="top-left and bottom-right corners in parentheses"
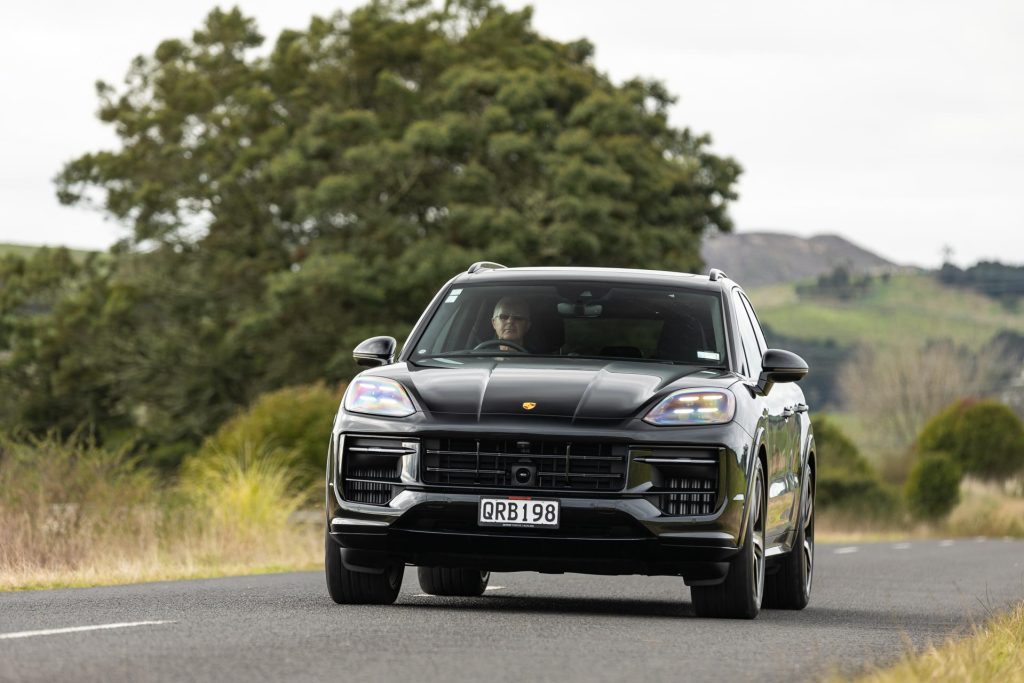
top-left (195, 383), bottom-right (343, 490)
top-left (812, 414), bottom-right (899, 517)
top-left (904, 452), bottom-right (962, 520)
top-left (917, 399), bottom-right (1024, 481)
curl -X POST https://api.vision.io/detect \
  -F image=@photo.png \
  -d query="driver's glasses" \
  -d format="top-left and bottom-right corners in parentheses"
top-left (494, 314), bottom-right (527, 323)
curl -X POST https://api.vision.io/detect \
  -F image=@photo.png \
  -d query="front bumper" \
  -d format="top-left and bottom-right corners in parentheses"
top-left (326, 415), bottom-right (754, 584)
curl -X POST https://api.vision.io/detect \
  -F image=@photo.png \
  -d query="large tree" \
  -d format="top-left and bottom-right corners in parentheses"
top-left (26, 0), bottom-right (741, 461)
top-left (58, 1), bottom-right (739, 267)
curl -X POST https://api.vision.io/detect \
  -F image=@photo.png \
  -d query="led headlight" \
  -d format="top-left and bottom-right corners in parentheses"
top-left (643, 389), bottom-right (736, 426)
top-left (343, 377), bottom-right (416, 417)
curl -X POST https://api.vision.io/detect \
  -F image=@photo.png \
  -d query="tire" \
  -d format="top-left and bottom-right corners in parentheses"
top-left (325, 533), bottom-right (403, 605)
top-left (764, 463), bottom-right (814, 610)
top-left (691, 458), bottom-right (765, 619)
top-left (417, 567), bottom-right (490, 596)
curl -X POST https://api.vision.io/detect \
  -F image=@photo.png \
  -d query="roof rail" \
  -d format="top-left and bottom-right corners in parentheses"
top-left (467, 261), bottom-right (507, 274)
top-left (707, 267), bottom-right (728, 282)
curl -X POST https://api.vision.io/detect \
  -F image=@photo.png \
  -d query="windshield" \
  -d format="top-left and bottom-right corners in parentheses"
top-left (409, 282), bottom-right (727, 367)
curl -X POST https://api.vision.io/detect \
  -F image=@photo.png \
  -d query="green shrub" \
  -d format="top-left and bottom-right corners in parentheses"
top-left (917, 399), bottom-right (1024, 481)
top-left (178, 441), bottom-right (306, 550)
top-left (812, 414), bottom-right (900, 517)
top-left (904, 452), bottom-right (962, 520)
top-left (195, 383), bottom-right (343, 491)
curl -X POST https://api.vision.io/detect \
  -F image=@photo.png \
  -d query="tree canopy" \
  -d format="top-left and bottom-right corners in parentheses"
top-left (57, 2), bottom-right (738, 266)
top-left (2, 0), bottom-right (741, 467)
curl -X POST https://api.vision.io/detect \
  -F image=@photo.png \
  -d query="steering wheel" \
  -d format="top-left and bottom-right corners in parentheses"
top-left (472, 339), bottom-right (529, 353)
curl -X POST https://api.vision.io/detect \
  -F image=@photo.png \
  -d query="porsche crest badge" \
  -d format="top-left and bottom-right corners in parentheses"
top-left (522, 402), bottom-right (537, 410)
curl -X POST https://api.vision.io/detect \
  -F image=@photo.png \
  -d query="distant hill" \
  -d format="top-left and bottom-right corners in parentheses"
top-left (0, 242), bottom-right (95, 262)
top-left (700, 231), bottom-right (900, 287)
top-left (747, 272), bottom-right (1024, 408)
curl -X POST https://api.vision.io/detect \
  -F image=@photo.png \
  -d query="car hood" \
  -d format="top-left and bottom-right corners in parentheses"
top-left (372, 357), bottom-right (740, 421)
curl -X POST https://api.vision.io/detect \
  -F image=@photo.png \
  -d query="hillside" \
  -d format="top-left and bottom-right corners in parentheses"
top-left (747, 272), bottom-right (1024, 408)
top-left (749, 272), bottom-right (1022, 350)
top-left (701, 231), bottom-right (900, 287)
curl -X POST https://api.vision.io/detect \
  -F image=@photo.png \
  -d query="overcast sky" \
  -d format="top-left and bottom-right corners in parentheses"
top-left (2, 0), bottom-right (1021, 267)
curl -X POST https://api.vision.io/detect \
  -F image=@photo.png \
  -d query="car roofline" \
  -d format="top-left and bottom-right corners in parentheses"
top-left (452, 265), bottom-right (733, 292)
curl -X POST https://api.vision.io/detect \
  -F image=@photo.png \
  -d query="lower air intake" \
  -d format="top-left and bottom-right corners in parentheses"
top-left (662, 477), bottom-right (717, 516)
top-left (340, 436), bottom-right (414, 506)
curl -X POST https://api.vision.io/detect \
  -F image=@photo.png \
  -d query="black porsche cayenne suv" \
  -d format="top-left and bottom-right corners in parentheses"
top-left (325, 263), bottom-right (815, 619)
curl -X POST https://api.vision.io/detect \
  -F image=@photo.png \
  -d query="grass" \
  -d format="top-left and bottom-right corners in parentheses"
top-left (817, 477), bottom-right (1024, 544)
top-left (749, 273), bottom-right (1023, 351)
top-left (832, 602), bottom-right (1024, 682)
top-left (948, 479), bottom-right (1024, 538)
top-left (2, 556), bottom-right (321, 592)
top-left (0, 434), bottom-right (321, 593)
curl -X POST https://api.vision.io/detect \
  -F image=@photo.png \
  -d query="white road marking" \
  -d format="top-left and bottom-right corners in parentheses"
top-left (485, 585), bottom-right (505, 591)
top-left (834, 546), bottom-right (859, 555)
top-left (0, 620), bottom-right (174, 641)
top-left (940, 540), bottom-right (955, 547)
top-left (892, 543), bottom-right (911, 550)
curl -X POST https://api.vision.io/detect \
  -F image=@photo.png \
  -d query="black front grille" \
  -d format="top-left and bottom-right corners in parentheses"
top-left (340, 436), bottom-right (414, 505)
top-left (422, 437), bottom-right (627, 492)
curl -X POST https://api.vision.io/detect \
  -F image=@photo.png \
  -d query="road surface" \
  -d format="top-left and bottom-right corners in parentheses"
top-left (2, 540), bottom-right (1023, 682)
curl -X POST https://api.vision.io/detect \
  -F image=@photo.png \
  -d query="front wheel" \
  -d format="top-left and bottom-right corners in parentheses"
top-left (325, 533), bottom-right (403, 605)
top-left (691, 458), bottom-right (766, 619)
top-left (764, 463), bottom-right (814, 609)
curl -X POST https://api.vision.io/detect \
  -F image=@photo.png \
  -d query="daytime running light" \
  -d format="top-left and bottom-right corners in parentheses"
top-left (644, 389), bottom-right (736, 426)
top-left (343, 377), bottom-right (416, 417)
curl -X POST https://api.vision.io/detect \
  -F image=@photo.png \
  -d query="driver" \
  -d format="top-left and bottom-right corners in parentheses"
top-left (491, 297), bottom-right (531, 352)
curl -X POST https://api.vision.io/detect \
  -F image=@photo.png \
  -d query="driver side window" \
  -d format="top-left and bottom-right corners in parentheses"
top-left (731, 290), bottom-right (762, 379)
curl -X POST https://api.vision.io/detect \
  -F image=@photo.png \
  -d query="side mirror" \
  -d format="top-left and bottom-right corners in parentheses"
top-left (756, 348), bottom-right (808, 395)
top-left (353, 336), bottom-right (397, 367)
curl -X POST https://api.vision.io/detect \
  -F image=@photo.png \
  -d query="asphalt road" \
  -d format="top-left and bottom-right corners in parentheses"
top-left (2, 540), bottom-right (1023, 683)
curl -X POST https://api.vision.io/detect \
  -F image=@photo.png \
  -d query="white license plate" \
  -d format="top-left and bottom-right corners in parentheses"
top-left (478, 497), bottom-right (559, 529)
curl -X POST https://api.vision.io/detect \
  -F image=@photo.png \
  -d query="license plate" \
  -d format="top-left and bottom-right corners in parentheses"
top-left (478, 497), bottom-right (559, 529)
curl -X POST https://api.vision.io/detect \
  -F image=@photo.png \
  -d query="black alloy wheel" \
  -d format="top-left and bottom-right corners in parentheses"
top-left (417, 567), bottom-right (491, 596)
top-left (325, 532), bottom-right (404, 605)
top-left (691, 458), bottom-right (766, 619)
top-left (764, 463), bottom-right (814, 609)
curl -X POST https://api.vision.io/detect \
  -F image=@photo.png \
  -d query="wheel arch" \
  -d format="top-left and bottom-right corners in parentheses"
top-left (738, 437), bottom-right (769, 548)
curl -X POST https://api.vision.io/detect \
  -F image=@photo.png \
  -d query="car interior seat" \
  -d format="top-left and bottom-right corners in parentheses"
top-left (655, 316), bottom-right (708, 363)
top-left (524, 300), bottom-right (565, 354)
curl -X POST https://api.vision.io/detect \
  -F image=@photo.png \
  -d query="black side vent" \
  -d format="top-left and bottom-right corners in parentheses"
top-left (662, 477), bottom-right (717, 516)
top-left (630, 447), bottom-right (721, 517)
top-left (341, 436), bottom-right (416, 506)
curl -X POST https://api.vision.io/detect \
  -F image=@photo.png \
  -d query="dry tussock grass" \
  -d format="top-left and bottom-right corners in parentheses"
top-left (0, 435), bottom-right (319, 592)
top-left (947, 478), bottom-right (1024, 538)
top-left (818, 476), bottom-right (1024, 543)
top-left (833, 602), bottom-right (1024, 683)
